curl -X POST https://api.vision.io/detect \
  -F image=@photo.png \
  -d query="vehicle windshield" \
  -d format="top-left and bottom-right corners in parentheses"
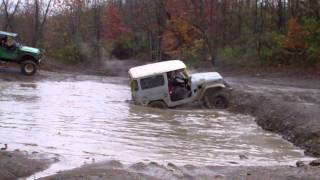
top-left (172, 68), bottom-right (189, 79)
top-left (181, 69), bottom-right (189, 79)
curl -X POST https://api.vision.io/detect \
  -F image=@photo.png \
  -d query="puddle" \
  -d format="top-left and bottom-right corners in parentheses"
top-left (0, 77), bottom-right (313, 179)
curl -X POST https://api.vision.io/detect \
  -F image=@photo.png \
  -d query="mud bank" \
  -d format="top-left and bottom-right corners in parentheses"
top-left (0, 150), bottom-right (51, 180)
top-left (0, 59), bottom-right (143, 82)
top-left (228, 78), bottom-right (320, 157)
top-left (40, 160), bottom-right (320, 180)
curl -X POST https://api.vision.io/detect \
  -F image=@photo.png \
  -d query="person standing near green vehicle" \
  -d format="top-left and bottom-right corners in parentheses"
top-left (0, 31), bottom-right (43, 75)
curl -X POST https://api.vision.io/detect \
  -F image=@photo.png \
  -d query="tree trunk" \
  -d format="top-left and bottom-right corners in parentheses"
top-left (32, 0), bottom-right (40, 46)
top-left (238, 0), bottom-right (243, 47)
top-left (277, 0), bottom-right (284, 32)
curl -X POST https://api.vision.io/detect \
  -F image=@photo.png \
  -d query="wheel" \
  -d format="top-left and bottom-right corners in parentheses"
top-left (21, 60), bottom-right (37, 75)
top-left (148, 101), bottom-right (167, 109)
top-left (203, 89), bottom-right (230, 109)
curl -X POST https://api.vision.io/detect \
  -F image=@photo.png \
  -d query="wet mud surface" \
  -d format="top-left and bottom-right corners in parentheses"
top-left (226, 76), bottom-right (320, 157)
top-left (0, 150), bottom-right (50, 180)
top-left (1, 64), bottom-right (320, 179)
top-left (41, 160), bottom-right (320, 180)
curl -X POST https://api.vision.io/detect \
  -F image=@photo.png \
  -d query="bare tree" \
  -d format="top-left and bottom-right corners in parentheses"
top-left (32, 0), bottom-right (53, 46)
top-left (1, 0), bottom-right (21, 31)
top-left (92, 0), bottom-right (103, 59)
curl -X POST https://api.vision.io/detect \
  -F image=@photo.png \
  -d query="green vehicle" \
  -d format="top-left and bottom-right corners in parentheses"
top-left (0, 31), bottom-right (43, 75)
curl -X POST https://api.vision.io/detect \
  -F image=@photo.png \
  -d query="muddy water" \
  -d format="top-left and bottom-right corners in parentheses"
top-left (0, 76), bottom-right (313, 178)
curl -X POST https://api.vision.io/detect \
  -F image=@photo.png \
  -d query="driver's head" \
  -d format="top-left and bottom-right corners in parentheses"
top-left (6, 36), bottom-right (15, 46)
top-left (168, 71), bottom-right (176, 78)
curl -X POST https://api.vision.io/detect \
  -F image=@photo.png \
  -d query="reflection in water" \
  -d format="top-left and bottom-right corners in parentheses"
top-left (0, 78), bottom-right (313, 178)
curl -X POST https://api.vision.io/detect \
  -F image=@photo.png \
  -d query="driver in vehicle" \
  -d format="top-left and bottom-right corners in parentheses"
top-left (167, 70), bottom-right (191, 101)
top-left (6, 36), bottom-right (16, 51)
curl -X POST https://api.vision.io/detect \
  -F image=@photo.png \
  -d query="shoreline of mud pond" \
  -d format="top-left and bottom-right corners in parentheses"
top-left (0, 150), bottom-right (51, 180)
top-left (0, 63), bottom-right (320, 179)
top-left (0, 151), bottom-right (320, 179)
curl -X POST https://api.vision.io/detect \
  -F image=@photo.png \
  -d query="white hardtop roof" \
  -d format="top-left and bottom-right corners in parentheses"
top-left (0, 31), bottom-right (18, 37)
top-left (129, 60), bottom-right (186, 79)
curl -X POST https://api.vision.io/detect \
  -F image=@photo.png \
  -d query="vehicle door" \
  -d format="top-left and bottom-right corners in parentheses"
top-left (0, 36), bottom-right (18, 61)
top-left (167, 70), bottom-right (193, 106)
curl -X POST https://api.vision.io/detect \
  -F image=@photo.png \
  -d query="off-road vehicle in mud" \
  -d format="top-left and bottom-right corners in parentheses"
top-left (0, 31), bottom-right (43, 75)
top-left (128, 60), bottom-right (230, 109)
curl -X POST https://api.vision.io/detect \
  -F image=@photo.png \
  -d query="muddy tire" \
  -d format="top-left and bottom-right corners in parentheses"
top-left (148, 101), bottom-right (167, 109)
top-left (21, 60), bottom-right (37, 76)
top-left (203, 89), bottom-right (230, 109)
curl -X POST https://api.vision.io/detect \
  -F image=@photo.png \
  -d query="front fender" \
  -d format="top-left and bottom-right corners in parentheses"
top-left (199, 83), bottom-right (226, 100)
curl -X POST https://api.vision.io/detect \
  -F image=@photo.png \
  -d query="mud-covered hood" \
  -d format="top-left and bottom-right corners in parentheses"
top-left (20, 46), bottom-right (41, 54)
top-left (191, 72), bottom-right (223, 86)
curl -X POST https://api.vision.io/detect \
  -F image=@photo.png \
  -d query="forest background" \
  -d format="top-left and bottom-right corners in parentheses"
top-left (1, 0), bottom-right (319, 70)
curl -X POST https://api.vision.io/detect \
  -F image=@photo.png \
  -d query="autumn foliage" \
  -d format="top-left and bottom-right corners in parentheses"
top-left (0, 0), bottom-right (319, 68)
top-left (161, 16), bottom-right (202, 57)
top-left (283, 19), bottom-right (307, 51)
top-left (104, 4), bottom-right (131, 40)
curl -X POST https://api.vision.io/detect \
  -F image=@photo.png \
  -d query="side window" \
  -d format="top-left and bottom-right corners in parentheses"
top-left (130, 80), bottom-right (139, 91)
top-left (140, 75), bottom-right (165, 90)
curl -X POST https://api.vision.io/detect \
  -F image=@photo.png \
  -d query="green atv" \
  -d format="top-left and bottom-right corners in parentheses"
top-left (0, 31), bottom-right (43, 75)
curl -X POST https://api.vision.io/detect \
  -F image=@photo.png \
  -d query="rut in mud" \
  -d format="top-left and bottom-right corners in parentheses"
top-left (0, 73), bottom-right (314, 179)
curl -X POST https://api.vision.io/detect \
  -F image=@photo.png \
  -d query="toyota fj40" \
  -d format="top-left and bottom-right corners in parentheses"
top-left (128, 60), bottom-right (230, 109)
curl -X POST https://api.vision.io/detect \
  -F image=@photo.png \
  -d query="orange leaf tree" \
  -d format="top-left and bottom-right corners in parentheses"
top-left (283, 18), bottom-right (307, 51)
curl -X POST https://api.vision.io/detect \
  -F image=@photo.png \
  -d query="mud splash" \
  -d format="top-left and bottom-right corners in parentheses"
top-left (0, 75), bottom-right (314, 179)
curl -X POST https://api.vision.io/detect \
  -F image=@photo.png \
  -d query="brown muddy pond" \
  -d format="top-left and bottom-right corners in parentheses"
top-left (0, 76), bottom-right (313, 178)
